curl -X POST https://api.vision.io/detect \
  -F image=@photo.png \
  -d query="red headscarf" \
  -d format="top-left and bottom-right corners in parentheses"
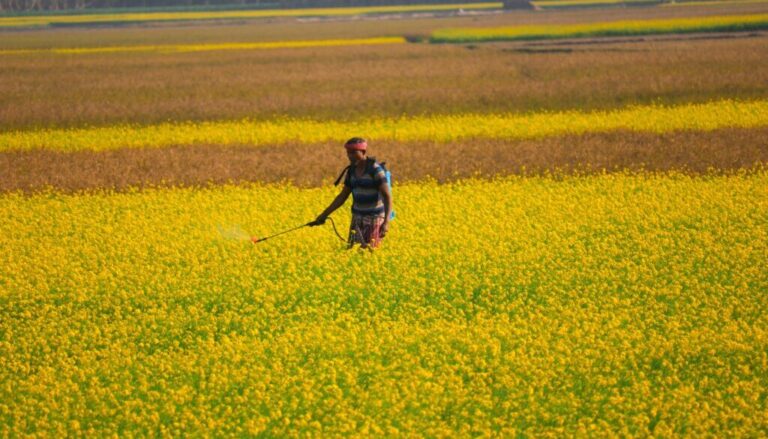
top-left (344, 139), bottom-right (367, 152)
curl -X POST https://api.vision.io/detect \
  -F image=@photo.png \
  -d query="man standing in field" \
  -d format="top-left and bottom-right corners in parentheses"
top-left (314, 138), bottom-right (393, 249)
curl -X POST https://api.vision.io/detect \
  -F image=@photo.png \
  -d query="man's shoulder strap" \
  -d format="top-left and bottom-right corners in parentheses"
top-left (334, 158), bottom-right (387, 186)
top-left (333, 165), bottom-right (351, 186)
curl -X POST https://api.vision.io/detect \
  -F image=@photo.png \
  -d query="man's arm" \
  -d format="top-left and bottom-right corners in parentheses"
top-left (316, 185), bottom-right (352, 223)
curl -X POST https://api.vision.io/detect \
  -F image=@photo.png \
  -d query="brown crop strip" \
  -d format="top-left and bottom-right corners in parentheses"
top-left (2, 128), bottom-right (766, 193)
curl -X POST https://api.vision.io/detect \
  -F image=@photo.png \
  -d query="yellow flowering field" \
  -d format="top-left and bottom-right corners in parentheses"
top-left (2, 99), bottom-right (766, 153)
top-left (430, 13), bottom-right (768, 42)
top-left (1, 172), bottom-right (766, 436)
top-left (0, 37), bottom-right (405, 56)
top-left (0, 2), bottom-right (500, 28)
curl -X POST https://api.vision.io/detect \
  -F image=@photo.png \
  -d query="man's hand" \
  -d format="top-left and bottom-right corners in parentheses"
top-left (380, 220), bottom-right (389, 237)
top-left (310, 215), bottom-right (327, 227)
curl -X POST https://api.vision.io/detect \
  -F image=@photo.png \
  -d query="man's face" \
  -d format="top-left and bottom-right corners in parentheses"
top-left (347, 149), bottom-right (365, 164)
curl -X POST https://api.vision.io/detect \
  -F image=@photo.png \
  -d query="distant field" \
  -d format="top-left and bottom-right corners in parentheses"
top-left (3, 2), bottom-right (767, 50)
top-left (0, 0), bottom-right (681, 29)
top-left (3, 11), bottom-right (767, 56)
top-left (430, 13), bottom-right (768, 42)
top-left (1, 34), bottom-right (766, 129)
top-left (0, 2), bottom-right (501, 28)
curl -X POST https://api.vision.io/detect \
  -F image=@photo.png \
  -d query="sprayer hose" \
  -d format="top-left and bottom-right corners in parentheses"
top-left (326, 217), bottom-right (347, 243)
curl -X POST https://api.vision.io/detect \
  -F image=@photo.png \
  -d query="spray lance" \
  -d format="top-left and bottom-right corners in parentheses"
top-left (250, 216), bottom-right (346, 244)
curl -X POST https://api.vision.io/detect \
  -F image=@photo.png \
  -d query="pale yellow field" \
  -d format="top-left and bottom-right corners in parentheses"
top-left (0, 37), bottom-right (406, 56)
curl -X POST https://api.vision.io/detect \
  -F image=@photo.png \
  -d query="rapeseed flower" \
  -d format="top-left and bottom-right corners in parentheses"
top-left (1, 172), bottom-right (766, 435)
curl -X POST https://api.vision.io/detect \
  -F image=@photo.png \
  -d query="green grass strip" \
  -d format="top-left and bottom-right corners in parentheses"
top-left (1, 99), bottom-right (766, 153)
top-left (533, 0), bottom-right (660, 9)
top-left (430, 13), bottom-right (768, 42)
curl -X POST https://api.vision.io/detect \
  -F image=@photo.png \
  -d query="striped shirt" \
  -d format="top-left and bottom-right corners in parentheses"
top-left (344, 161), bottom-right (387, 216)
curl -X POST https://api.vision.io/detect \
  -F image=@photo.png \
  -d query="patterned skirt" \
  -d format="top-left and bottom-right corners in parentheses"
top-left (348, 214), bottom-right (385, 249)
